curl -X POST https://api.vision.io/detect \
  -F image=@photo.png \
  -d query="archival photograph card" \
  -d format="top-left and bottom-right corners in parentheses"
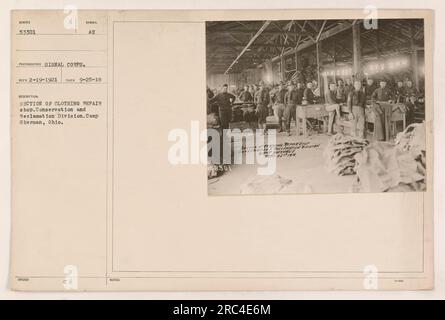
top-left (9, 9), bottom-right (434, 291)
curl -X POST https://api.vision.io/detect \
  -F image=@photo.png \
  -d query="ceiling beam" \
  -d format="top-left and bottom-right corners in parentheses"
top-left (208, 30), bottom-right (311, 36)
top-left (296, 20), bottom-right (315, 42)
top-left (224, 20), bottom-right (271, 74)
top-left (207, 43), bottom-right (295, 48)
top-left (271, 21), bottom-right (354, 62)
top-left (316, 20), bottom-right (327, 42)
top-left (280, 20), bottom-right (294, 55)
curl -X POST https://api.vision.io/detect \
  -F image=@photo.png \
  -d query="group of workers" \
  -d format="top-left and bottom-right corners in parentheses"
top-left (207, 80), bottom-right (320, 135)
top-left (325, 78), bottom-right (421, 139)
top-left (207, 77), bottom-right (422, 139)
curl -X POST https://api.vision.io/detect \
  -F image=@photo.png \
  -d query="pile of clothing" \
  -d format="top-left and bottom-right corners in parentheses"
top-left (395, 122), bottom-right (425, 154)
top-left (353, 123), bottom-right (426, 192)
top-left (323, 133), bottom-right (370, 176)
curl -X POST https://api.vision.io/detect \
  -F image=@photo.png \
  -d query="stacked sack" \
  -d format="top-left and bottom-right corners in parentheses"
top-left (323, 134), bottom-right (370, 176)
top-left (353, 123), bottom-right (426, 192)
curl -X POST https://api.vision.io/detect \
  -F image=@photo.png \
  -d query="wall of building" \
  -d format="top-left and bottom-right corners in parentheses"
top-left (207, 67), bottom-right (263, 92)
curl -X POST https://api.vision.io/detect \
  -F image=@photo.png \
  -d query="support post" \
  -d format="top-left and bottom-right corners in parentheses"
top-left (316, 41), bottom-right (324, 97)
top-left (352, 22), bottom-right (361, 80)
top-left (410, 22), bottom-right (420, 89)
top-left (375, 27), bottom-right (381, 59)
top-left (333, 35), bottom-right (337, 83)
top-left (281, 54), bottom-right (286, 82)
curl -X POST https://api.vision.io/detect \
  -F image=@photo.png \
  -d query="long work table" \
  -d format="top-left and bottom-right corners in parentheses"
top-left (295, 102), bottom-right (406, 140)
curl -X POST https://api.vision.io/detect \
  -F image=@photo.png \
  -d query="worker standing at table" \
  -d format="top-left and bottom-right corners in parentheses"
top-left (395, 81), bottom-right (406, 103)
top-left (312, 80), bottom-right (320, 97)
top-left (206, 86), bottom-right (214, 99)
top-left (284, 81), bottom-right (299, 136)
top-left (272, 81), bottom-right (286, 132)
top-left (206, 86), bottom-right (215, 114)
top-left (347, 80), bottom-right (367, 138)
top-left (345, 78), bottom-right (354, 95)
top-left (371, 80), bottom-right (394, 140)
top-left (249, 85), bottom-right (257, 97)
top-left (364, 78), bottom-right (378, 100)
top-left (371, 79), bottom-right (393, 102)
top-left (209, 83), bottom-right (236, 131)
top-left (238, 84), bottom-right (255, 123)
top-left (303, 82), bottom-right (316, 104)
top-left (404, 80), bottom-right (419, 125)
top-left (239, 85), bottom-right (253, 103)
top-left (325, 83), bottom-right (341, 135)
top-left (336, 79), bottom-right (347, 103)
top-left (255, 81), bottom-right (270, 135)
top-left (404, 80), bottom-right (419, 98)
top-left (295, 83), bottom-right (304, 102)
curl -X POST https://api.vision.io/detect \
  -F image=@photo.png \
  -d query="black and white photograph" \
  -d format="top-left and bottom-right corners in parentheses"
top-left (206, 19), bottom-right (426, 195)
top-left (3, 5), bottom-right (439, 296)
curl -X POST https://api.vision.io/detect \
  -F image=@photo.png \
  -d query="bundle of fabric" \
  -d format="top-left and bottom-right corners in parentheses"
top-left (395, 122), bottom-right (426, 155)
top-left (242, 105), bottom-right (257, 122)
top-left (354, 123), bottom-right (426, 192)
top-left (323, 133), bottom-right (369, 176)
top-left (207, 159), bottom-right (231, 179)
top-left (240, 173), bottom-right (312, 194)
top-left (207, 113), bottom-right (219, 128)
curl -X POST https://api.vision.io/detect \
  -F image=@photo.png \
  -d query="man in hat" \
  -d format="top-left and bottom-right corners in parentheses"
top-left (209, 83), bottom-right (236, 130)
top-left (325, 83), bottom-right (342, 135)
top-left (272, 81), bottom-right (287, 132)
top-left (255, 81), bottom-right (270, 134)
top-left (347, 80), bottom-right (367, 138)
top-left (283, 81), bottom-right (299, 136)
